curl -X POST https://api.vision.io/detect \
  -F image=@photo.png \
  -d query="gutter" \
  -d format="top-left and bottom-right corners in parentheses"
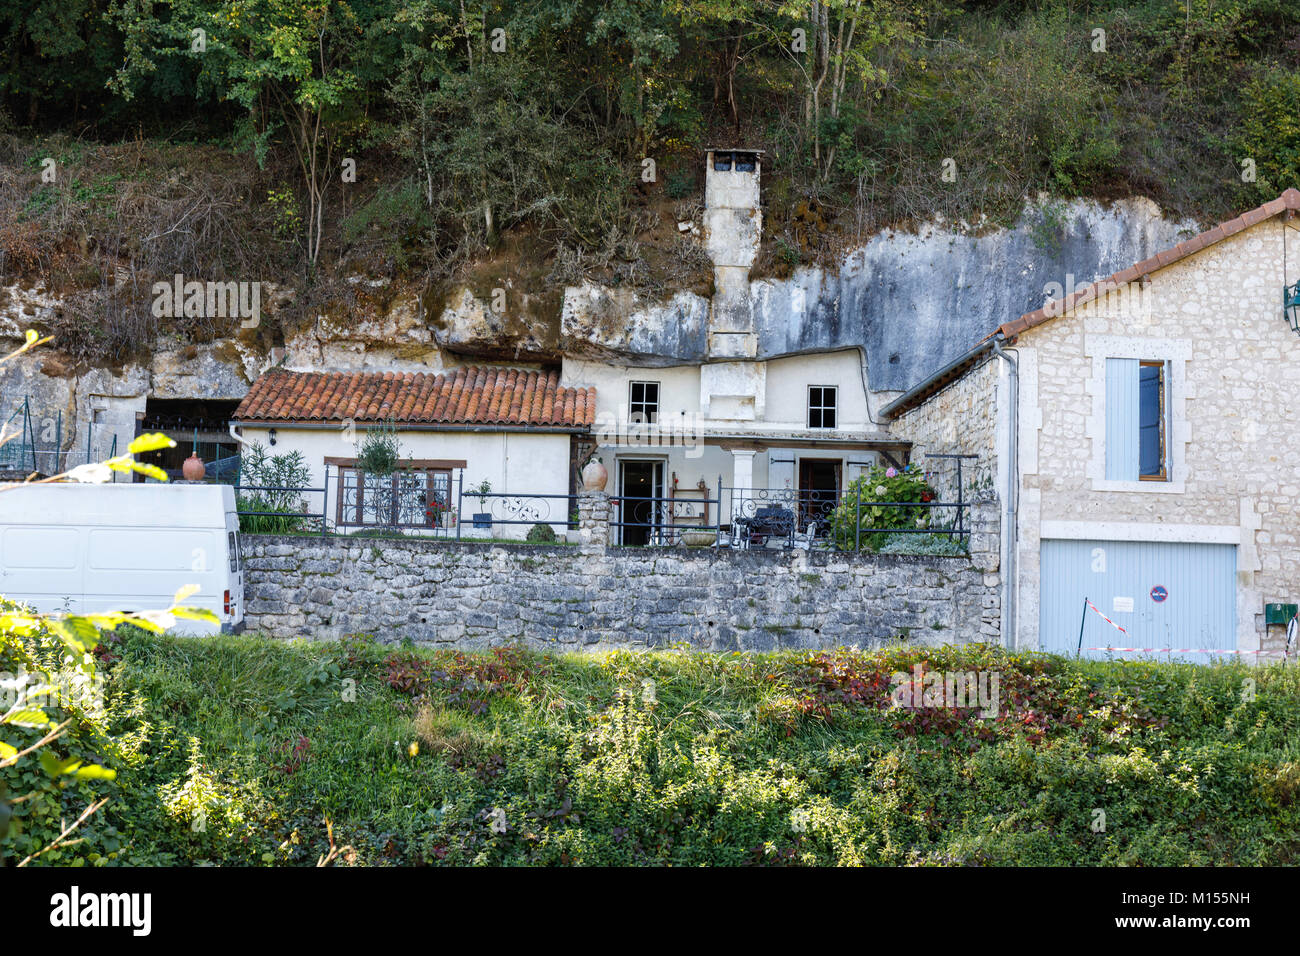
top-left (991, 334), bottom-right (1019, 650)
top-left (229, 421), bottom-right (591, 436)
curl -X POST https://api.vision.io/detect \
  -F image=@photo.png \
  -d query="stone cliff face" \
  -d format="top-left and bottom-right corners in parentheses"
top-left (0, 196), bottom-right (1198, 470)
top-left (550, 196), bottom-right (1196, 390)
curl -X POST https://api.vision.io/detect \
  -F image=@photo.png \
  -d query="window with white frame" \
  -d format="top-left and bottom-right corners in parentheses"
top-left (629, 381), bottom-right (659, 424)
top-left (808, 385), bottom-right (837, 429)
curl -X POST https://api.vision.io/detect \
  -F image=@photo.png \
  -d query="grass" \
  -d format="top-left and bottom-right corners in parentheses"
top-left (4, 632), bottom-right (1300, 866)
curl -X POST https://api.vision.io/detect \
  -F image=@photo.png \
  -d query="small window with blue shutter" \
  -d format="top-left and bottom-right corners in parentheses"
top-left (1106, 358), bottom-right (1167, 481)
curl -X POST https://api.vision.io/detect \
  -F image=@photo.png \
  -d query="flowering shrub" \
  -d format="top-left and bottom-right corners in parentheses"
top-left (827, 463), bottom-right (937, 550)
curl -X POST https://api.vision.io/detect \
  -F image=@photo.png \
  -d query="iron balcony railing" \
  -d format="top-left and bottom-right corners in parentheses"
top-left (230, 456), bottom-right (978, 551)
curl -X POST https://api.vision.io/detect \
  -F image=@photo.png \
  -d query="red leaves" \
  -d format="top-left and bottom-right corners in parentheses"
top-left (272, 735), bottom-right (311, 774)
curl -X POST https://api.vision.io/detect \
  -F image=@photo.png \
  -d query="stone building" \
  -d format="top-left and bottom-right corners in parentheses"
top-left (885, 189), bottom-right (1300, 661)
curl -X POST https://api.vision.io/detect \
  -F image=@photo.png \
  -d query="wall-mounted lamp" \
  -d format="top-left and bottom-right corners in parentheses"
top-left (268, 428), bottom-right (277, 446)
top-left (1285, 281), bottom-right (1300, 335)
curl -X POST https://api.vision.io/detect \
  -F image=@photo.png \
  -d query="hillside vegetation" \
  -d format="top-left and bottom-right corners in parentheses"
top-left (3, 0), bottom-right (1300, 363)
top-left (4, 630), bottom-right (1298, 866)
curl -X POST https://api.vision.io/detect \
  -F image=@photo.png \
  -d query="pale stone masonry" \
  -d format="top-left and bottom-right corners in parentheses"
top-left (242, 493), bottom-right (1001, 648)
top-left (1014, 221), bottom-right (1297, 656)
top-left (886, 190), bottom-right (1300, 659)
top-left (889, 354), bottom-right (1000, 503)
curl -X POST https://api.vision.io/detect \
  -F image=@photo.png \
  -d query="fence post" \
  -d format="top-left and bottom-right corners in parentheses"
top-left (455, 469), bottom-right (464, 541)
top-left (321, 466), bottom-right (329, 537)
top-left (1076, 597), bottom-right (1089, 657)
top-left (577, 490), bottom-right (610, 553)
top-left (956, 457), bottom-right (965, 540)
top-left (716, 474), bottom-right (723, 545)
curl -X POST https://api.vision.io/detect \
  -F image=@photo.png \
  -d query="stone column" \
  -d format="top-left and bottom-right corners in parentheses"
top-left (968, 499), bottom-right (1002, 644)
top-left (578, 490), bottom-right (611, 552)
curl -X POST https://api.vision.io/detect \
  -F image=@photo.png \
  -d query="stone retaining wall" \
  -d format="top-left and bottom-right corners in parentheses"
top-left (242, 494), bottom-right (1000, 650)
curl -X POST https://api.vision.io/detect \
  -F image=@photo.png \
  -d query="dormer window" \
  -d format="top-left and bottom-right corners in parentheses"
top-left (808, 385), bottom-right (837, 429)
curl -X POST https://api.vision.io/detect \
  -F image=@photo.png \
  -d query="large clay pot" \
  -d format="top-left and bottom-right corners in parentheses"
top-left (581, 460), bottom-right (608, 491)
top-left (182, 453), bottom-right (206, 481)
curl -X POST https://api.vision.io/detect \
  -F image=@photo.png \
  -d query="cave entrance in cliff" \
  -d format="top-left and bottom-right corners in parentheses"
top-left (138, 398), bottom-right (242, 481)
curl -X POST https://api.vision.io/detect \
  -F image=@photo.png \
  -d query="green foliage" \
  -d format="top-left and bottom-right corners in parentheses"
top-left (16, 634), bottom-right (1299, 866)
top-left (828, 463), bottom-right (937, 550)
top-left (470, 479), bottom-right (492, 507)
top-left (525, 523), bottom-right (557, 544)
top-left (665, 167), bottom-right (695, 200)
top-left (356, 422), bottom-right (401, 478)
top-left (1238, 67), bottom-right (1300, 201)
top-left (237, 442), bottom-right (312, 534)
top-left (0, 590), bottom-right (217, 865)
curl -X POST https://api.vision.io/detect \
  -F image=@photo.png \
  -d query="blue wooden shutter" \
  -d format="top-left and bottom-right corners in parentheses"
top-left (1138, 364), bottom-right (1163, 476)
top-left (1105, 358), bottom-right (1139, 480)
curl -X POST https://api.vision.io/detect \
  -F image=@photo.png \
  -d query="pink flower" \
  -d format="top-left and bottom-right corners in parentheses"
top-left (885, 467), bottom-right (897, 478)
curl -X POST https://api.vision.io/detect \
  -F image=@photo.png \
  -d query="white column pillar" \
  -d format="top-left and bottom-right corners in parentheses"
top-left (731, 448), bottom-right (756, 493)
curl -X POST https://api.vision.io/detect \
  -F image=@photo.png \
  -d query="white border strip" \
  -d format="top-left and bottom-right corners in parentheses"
top-left (1040, 520), bottom-right (1240, 544)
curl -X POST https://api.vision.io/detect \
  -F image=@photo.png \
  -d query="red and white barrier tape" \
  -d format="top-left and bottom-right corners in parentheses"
top-left (1085, 598), bottom-right (1127, 634)
top-left (1082, 646), bottom-right (1273, 655)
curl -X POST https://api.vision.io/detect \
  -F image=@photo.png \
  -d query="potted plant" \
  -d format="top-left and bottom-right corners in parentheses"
top-left (471, 479), bottom-right (493, 529)
top-left (425, 497), bottom-right (453, 529)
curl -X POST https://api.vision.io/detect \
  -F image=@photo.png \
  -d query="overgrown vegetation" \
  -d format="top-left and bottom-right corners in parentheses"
top-left (2, 0), bottom-right (1299, 362)
top-left (6, 632), bottom-right (1298, 866)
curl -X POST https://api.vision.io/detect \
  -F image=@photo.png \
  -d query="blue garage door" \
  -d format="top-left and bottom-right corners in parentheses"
top-left (1040, 539), bottom-right (1236, 660)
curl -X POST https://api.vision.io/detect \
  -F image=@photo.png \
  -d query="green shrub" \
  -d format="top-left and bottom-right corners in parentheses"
top-left (356, 422), bottom-right (402, 478)
top-left (828, 463), bottom-right (937, 550)
top-left (665, 167), bottom-right (695, 199)
top-left (237, 442), bottom-right (312, 534)
top-left (1238, 67), bottom-right (1300, 201)
top-left (525, 523), bottom-right (558, 544)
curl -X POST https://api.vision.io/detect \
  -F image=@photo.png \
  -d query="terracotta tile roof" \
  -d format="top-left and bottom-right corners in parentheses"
top-left (233, 367), bottom-right (596, 430)
top-left (996, 188), bottom-right (1300, 339)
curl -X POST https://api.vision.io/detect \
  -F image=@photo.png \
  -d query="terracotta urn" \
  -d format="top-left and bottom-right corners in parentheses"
top-left (581, 459), bottom-right (608, 492)
top-left (182, 453), bottom-right (206, 481)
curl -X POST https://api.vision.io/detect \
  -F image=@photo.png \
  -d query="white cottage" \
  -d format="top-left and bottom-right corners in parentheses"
top-left (561, 348), bottom-right (907, 544)
top-left (230, 366), bottom-right (595, 538)
top-left (885, 188), bottom-right (1300, 661)
top-left (558, 147), bottom-right (907, 544)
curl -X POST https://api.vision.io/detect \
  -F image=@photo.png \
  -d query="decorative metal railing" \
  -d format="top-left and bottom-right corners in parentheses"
top-left (608, 490), bottom-right (723, 547)
top-left (231, 456), bottom-right (977, 551)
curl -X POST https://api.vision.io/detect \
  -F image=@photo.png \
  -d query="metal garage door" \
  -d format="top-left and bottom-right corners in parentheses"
top-left (1039, 539), bottom-right (1236, 660)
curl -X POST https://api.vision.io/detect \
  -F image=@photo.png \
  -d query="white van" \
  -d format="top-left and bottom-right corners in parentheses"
top-left (0, 483), bottom-right (244, 635)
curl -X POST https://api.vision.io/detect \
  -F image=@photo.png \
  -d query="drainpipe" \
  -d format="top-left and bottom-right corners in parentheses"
top-left (991, 334), bottom-right (1018, 650)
